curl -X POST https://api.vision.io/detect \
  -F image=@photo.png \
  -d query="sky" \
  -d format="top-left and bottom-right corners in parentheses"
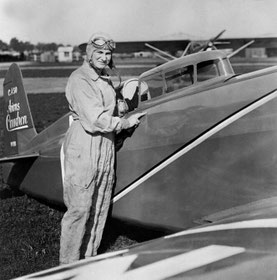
top-left (0, 0), bottom-right (277, 46)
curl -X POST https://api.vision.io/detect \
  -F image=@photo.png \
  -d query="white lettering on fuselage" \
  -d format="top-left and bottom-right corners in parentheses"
top-left (8, 100), bottom-right (20, 113)
top-left (6, 90), bottom-right (28, 131)
top-left (7, 86), bottom-right (18, 96)
top-left (6, 111), bottom-right (28, 131)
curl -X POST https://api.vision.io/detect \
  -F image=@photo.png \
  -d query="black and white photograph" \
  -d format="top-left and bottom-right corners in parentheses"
top-left (1, 0), bottom-right (277, 279)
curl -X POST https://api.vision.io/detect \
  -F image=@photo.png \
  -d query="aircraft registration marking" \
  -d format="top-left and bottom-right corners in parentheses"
top-left (121, 245), bottom-right (245, 280)
top-left (10, 141), bottom-right (17, 147)
top-left (165, 218), bottom-right (277, 239)
top-left (18, 255), bottom-right (137, 280)
top-left (16, 250), bottom-right (132, 280)
top-left (17, 246), bottom-right (244, 280)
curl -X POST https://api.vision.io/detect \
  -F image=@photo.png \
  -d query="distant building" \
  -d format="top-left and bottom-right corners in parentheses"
top-left (263, 41), bottom-right (277, 57)
top-left (245, 48), bottom-right (267, 58)
top-left (114, 37), bottom-right (277, 58)
top-left (0, 50), bottom-right (21, 61)
top-left (29, 49), bottom-right (41, 62)
top-left (40, 51), bottom-right (56, 62)
top-left (57, 46), bottom-right (73, 62)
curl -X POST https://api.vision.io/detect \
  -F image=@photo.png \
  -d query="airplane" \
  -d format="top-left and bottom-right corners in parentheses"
top-left (145, 29), bottom-right (254, 61)
top-left (183, 29), bottom-right (229, 55)
top-left (1, 44), bottom-right (277, 236)
top-left (3, 39), bottom-right (277, 279)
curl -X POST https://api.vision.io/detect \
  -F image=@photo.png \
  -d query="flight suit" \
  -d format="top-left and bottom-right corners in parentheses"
top-left (59, 61), bottom-right (129, 264)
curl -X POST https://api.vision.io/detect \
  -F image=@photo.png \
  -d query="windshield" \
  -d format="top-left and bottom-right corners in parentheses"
top-left (197, 59), bottom-right (220, 82)
top-left (165, 65), bottom-right (194, 93)
top-left (139, 58), bottom-right (230, 102)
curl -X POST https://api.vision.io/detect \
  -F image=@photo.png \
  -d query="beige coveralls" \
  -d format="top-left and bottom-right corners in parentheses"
top-left (59, 61), bottom-right (128, 264)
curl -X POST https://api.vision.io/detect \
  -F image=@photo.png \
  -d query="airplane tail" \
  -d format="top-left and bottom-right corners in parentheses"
top-left (1, 63), bottom-right (37, 158)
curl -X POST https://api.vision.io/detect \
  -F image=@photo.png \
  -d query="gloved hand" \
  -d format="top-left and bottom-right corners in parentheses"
top-left (127, 112), bottom-right (146, 128)
top-left (117, 99), bottom-right (129, 117)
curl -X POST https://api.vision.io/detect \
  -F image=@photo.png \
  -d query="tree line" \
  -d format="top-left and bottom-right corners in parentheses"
top-left (0, 37), bottom-right (77, 52)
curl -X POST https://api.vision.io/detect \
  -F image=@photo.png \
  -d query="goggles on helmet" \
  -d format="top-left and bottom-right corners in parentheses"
top-left (89, 37), bottom-right (116, 50)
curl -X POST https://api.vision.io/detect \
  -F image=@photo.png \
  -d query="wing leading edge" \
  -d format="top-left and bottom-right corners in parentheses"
top-left (0, 152), bottom-right (40, 163)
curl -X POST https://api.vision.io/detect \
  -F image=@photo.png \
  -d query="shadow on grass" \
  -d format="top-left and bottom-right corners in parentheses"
top-left (0, 185), bottom-right (24, 199)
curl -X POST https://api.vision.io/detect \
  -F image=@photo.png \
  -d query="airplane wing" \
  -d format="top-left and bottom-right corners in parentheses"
top-left (14, 211), bottom-right (277, 279)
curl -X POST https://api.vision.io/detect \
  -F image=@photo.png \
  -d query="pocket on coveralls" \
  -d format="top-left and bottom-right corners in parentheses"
top-left (64, 179), bottom-right (91, 208)
top-left (64, 147), bottom-right (92, 207)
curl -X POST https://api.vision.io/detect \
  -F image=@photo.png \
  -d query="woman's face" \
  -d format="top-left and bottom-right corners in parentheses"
top-left (90, 49), bottom-right (112, 70)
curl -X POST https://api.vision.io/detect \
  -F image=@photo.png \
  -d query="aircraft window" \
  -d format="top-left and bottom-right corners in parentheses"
top-left (197, 59), bottom-right (220, 82)
top-left (139, 81), bottom-right (150, 102)
top-left (140, 74), bottom-right (164, 101)
top-left (121, 78), bottom-right (140, 110)
top-left (165, 65), bottom-right (193, 93)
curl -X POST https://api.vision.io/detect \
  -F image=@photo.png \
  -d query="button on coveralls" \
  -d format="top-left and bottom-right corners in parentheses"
top-left (60, 61), bottom-right (128, 264)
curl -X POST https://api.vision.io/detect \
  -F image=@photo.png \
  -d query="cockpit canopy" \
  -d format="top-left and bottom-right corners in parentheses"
top-left (138, 50), bottom-right (234, 102)
top-left (120, 51), bottom-right (234, 109)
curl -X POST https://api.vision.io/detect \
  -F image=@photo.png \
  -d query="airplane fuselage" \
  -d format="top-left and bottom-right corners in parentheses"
top-left (2, 51), bottom-right (277, 231)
